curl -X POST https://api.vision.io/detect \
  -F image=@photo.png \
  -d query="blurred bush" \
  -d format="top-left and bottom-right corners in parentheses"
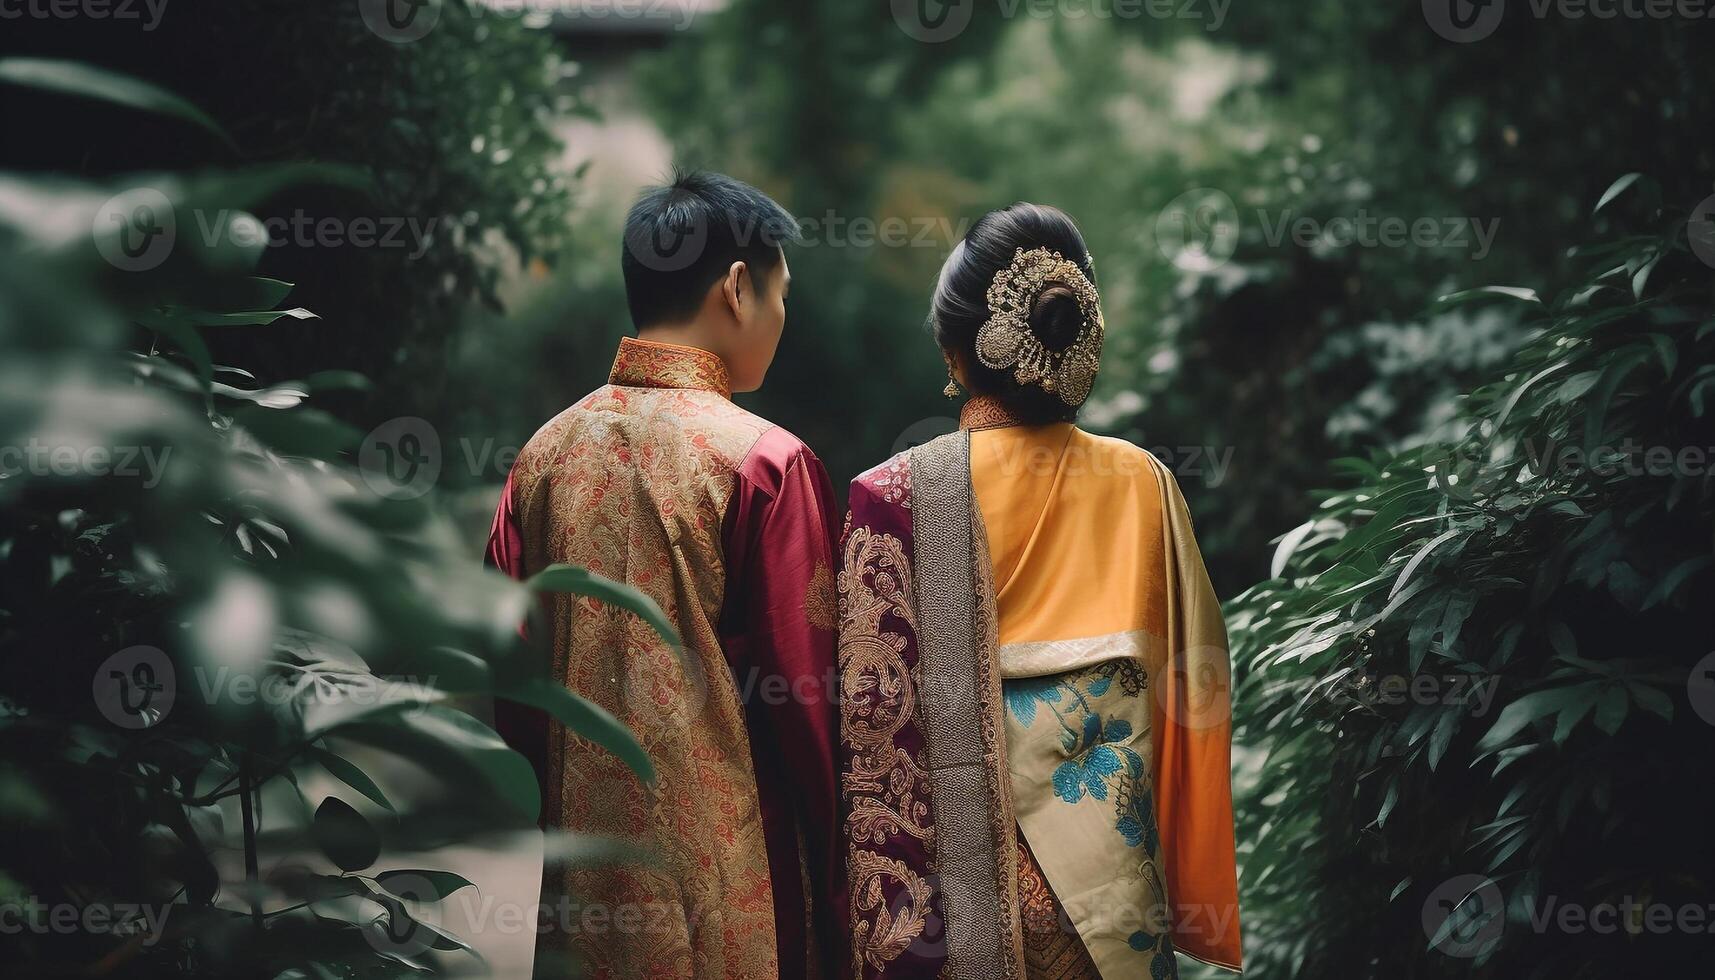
top-left (0, 58), bottom-right (652, 978)
top-left (0, 0), bottom-right (581, 450)
top-left (1228, 178), bottom-right (1714, 976)
top-left (627, 2), bottom-right (1711, 592)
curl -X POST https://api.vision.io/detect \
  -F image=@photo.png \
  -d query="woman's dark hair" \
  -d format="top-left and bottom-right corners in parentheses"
top-left (932, 203), bottom-right (1097, 424)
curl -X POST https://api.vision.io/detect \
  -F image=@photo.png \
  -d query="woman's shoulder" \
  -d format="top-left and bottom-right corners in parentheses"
top-left (851, 449), bottom-right (913, 509)
top-left (1067, 427), bottom-right (1169, 478)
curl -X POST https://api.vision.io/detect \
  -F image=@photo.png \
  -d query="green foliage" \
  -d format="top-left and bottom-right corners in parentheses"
top-left (3, 0), bottom-right (581, 444)
top-left (1229, 180), bottom-right (1714, 977)
top-left (626, 2), bottom-right (1711, 597)
top-left (0, 62), bottom-right (658, 977)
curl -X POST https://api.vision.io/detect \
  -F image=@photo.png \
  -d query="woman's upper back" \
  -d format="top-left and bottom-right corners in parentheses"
top-left (970, 421), bottom-right (1168, 655)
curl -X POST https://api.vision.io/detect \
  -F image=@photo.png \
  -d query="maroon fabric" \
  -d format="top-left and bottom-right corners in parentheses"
top-left (720, 424), bottom-right (845, 979)
top-left (840, 458), bottom-right (948, 979)
top-left (484, 471), bottom-right (551, 825)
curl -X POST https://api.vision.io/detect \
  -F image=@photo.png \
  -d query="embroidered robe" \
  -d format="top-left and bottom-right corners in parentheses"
top-left (487, 336), bottom-right (844, 979)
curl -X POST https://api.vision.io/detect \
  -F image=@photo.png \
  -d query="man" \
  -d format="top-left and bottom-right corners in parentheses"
top-left (486, 171), bottom-right (842, 978)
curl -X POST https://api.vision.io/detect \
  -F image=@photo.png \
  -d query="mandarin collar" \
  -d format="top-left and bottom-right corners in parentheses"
top-left (608, 336), bottom-right (732, 399)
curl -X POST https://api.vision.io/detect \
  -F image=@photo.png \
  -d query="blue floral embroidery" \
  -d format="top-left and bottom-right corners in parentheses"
top-left (1003, 676), bottom-right (1062, 728)
top-left (1005, 664), bottom-right (1159, 849)
top-left (1128, 931), bottom-right (1177, 978)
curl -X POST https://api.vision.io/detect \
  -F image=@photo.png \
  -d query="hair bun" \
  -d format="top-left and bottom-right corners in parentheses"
top-left (1029, 284), bottom-right (1085, 351)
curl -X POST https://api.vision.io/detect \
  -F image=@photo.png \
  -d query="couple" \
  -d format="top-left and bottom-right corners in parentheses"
top-left (486, 172), bottom-right (1241, 979)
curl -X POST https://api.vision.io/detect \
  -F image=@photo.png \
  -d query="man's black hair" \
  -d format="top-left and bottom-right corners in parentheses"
top-left (621, 170), bottom-right (800, 329)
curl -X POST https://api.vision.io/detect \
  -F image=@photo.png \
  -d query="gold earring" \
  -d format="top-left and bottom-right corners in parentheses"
top-left (943, 370), bottom-right (960, 399)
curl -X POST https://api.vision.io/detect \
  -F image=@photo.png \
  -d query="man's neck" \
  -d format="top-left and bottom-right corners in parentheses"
top-left (636, 323), bottom-right (727, 364)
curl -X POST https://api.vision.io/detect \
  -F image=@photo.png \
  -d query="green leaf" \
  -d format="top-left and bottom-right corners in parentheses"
top-left (1427, 709), bottom-right (1460, 771)
top-left (201, 276), bottom-right (296, 311)
top-left (1627, 684), bottom-right (1673, 723)
top-left (374, 869), bottom-right (477, 900)
top-left (528, 564), bottom-right (680, 649)
top-left (1389, 527), bottom-right (1461, 601)
top-left (1434, 285), bottom-right (1541, 309)
top-left (1477, 685), bottom-right (1594, 752)
top-left (497, 678), bottom-right (655, 787)
top-left (1605, 562), bottom-right (1646, 611)
top-left (0, 59), bottom-right (235, 148)
top-left (309, 746), bottom-right (395, 813)
top-left (1271, 520), bottom-right (1316, 580)
top-left (234, 406), bottom-right (363, 459)
top-left (146, 318), bottom-right (213, 387)
top-left (312, 796), bottom-right (380, 873)
top-left (1550, 693), bottom-right (1597, 745)
top-left (1642, 555), bottom-right (1712, 609)
top-left (1582, 348), bottom-right (1652, 454)
top-left (342, 707), bottom-right (541, 822)
top-left (1592, 173), bottom-right (1643, 214)
top-left (170, 307), bottom-right (318, 327)
top-left (1375, 780), bottom-right (1399, 827)
top-left (1592, 686), bottom-right (1628, 736)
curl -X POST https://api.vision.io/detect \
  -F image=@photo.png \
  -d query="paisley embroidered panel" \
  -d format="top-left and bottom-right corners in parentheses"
top-left (838, 454), bottom-right (944, 980)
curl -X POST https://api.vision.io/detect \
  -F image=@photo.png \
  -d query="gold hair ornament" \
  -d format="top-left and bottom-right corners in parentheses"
top-left (974, 247), bottom-right (1104, 407)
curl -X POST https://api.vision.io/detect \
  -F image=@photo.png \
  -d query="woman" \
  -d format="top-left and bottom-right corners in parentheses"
top-left (837, 204), bottom-right (1241, 979)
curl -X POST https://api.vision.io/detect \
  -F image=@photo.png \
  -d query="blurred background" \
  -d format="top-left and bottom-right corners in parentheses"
top-left (2, 1), bottom-right (1712, 977)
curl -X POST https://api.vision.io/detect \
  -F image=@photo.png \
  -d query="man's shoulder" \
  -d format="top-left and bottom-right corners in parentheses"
top-left (514, 386), bottom-right (782, 479)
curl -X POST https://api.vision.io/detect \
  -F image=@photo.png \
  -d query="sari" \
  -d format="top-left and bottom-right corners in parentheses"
top-left (837, 396), bottom-right (1241, 979)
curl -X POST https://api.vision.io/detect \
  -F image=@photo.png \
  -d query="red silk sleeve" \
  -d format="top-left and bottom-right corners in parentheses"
top-left (484, 470), bottom-right (550, 823)
top-left (722, 427), bottom-right (847, 978)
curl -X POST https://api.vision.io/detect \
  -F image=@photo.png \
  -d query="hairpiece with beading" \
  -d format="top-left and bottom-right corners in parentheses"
top-left (974, 247), bottom-right (1104, 407)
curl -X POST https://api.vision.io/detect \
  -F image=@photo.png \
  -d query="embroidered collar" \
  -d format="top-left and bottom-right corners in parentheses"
top-left (609, 336), bottom-right (732, 398)
top-left (959, 394), bottom-right (1026, 430)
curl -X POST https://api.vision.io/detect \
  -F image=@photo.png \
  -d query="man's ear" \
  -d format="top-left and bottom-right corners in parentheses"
top-left (721, 261), bottom-right (749, 320)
